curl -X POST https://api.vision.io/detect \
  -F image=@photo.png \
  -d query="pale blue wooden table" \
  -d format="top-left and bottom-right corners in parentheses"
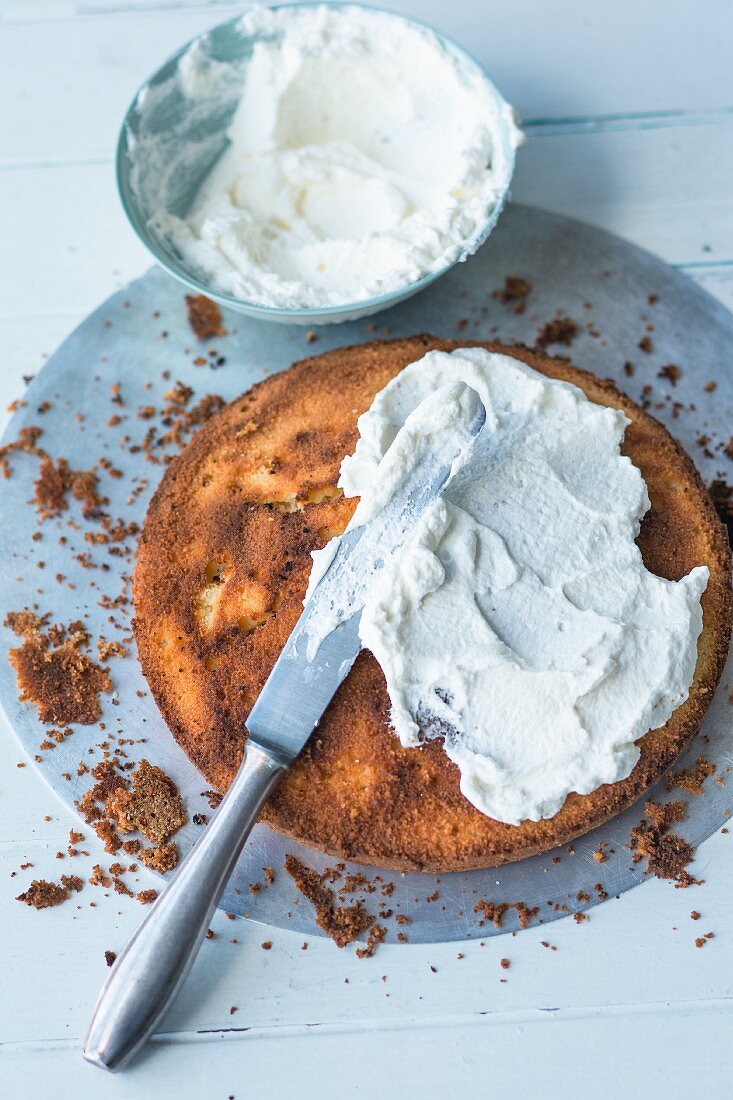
top-left (1, 2), bottom-right (732, 1096)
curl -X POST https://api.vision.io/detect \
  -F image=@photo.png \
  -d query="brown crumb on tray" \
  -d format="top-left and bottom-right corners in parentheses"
top-left (644, 800), bottom-right (686, 831)
top-left (695, 932), bottom-right (715, 948)
top-left (97, 637), bottom-right (129, 662)
top-left (0, 424), bottom-right (45, 479)
top-left (493, 276), bottom-right (532, 313)
top-left (5, 611), bottom-right (111, 726)
top-left (106, 759), bottom-right (186, 844)
top-left (356, 923), bottom-right (387, 959)
top-left (667, 756), bottom-right (716, 795)
top-left (33, 456), bottom-right (107, 521)
top-left (185, 295), bottom-right (226, 340)
top-left (629, 800), bottom-right (701, 887)
top-left (92, 818), bottom-right (122, 854)
top-left (138, 842), bottom-right (179, 873)
top-left (104, 950), bottom-right (117, 967)
top-left (500, 957), bottom-right (510, 970)
top-left (473, 899), bottom-right (539, 929)
top-left (658, 364), bottom-right (682, 386)
top-left (137, 889), bottom-right (158, 905)
top-left (638, 335), bottom-right (653, 354)
top-left (536, 315), bottom-right (578, 349)
top-left (284, 854), bottom-right (376, 950)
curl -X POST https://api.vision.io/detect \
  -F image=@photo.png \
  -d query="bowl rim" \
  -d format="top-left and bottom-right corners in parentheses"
top-left (115, 0), bottom-right (518, 320)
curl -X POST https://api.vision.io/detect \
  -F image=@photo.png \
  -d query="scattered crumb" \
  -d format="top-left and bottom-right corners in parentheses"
top-left (138, 842), bottom-right (179, 873)
top-left (185, 295), bottom-right (226, 340)
top-left (106, 759), bottom-right (185, 844)
top-left (16, 875), bottom-right (83, 909)
top-left (630, 800), bottom-right (701, 887)
top-left (668, 756), bottom-right (716, 796)
top-left (658, 363), bottom-right (681, 386)
top-left (5, 611), bottom-right (111, 725)
top-left (493, 275), bottom-right (532, 313)
top-left (285, 855), bottom-right (376, 951)
top-left (356, 923), bottom-right (387, 959)
top-left (473, 899), bottom-right (539, 929)
top-left (536, 315), bottom-right (578, 349)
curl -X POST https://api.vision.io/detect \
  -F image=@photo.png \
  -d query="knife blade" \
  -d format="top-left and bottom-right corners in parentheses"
top-left (246, 381), bottom-right (486, 762)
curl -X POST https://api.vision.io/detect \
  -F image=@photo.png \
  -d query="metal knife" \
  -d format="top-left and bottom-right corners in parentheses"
top-left (83, 384), bottom-right (485, 1072)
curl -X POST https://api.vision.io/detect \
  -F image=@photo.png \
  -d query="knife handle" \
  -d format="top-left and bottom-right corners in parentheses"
top-left (83, 740), bottom-right (285, 1072)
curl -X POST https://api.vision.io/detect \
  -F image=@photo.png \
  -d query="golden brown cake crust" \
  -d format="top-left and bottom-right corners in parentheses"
top-left (133, 337), bottom-right (732, 871)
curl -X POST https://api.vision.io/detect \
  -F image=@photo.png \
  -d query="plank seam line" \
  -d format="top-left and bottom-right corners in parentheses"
top-left (4, 995), bottom-right (733, 1053)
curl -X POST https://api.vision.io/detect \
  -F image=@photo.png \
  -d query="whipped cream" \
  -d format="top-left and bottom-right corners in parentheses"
top-left (148, 5), bottom-right (519, 309)
top-left (311, 348), bottom-right (708, 825)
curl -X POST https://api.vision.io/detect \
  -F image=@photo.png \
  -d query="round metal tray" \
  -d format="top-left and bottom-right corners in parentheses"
top-left (1, 204), bottom-right (731, 943)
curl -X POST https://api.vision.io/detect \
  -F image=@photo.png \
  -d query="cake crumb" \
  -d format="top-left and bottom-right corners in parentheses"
top-left (138, 842), bottom-right (179, 873)
top-left (16, 875), bottom-right (83, 909)
top-left (536, 315), bottom-right (578, 349)
top-left (5, 611), bottom-right (111, 726)
top-left (185, 295), bottom-right (226, 340)
top-left (473, 899), bottom-right (539, 929)
top-left (667, 756), bottom-right (716, 795)
top-left (106, 759), bottom-right (186, 844)
top-left (285, 854), bottom-right (376, 951)
top-left (493, 275), bottom-right (532, 313)
top-left (658, 363), bottom-right (682, 386)
top-left (629, 800), bottom-right (701, 887)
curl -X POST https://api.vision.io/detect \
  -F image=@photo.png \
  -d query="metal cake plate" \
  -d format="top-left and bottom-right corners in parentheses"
top-left (1, 204), bottom-right (732, 944)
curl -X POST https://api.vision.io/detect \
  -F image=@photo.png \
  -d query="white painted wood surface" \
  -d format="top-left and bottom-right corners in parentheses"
top-left (1, 2), bottom-right (732, 1095)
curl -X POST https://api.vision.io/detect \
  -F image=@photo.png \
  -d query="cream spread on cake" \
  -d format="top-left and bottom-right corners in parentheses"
top-left (149, 5), bottom-right (519, 309)
top-left (309, 348), bottom-right (708, 825)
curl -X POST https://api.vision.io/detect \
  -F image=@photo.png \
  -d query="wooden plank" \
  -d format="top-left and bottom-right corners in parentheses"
top-left (0, 163), bottom-right (148, 319)
top-left (4, 1000), bottom-right (733, 1099)
top-left (512, 118), bottom-right (733, 265)
top-left (1, 0), bottom-right (733, 166)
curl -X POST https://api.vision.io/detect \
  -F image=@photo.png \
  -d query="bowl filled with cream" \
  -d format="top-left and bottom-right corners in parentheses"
top-left (117, 3), bottom-right (521, 324)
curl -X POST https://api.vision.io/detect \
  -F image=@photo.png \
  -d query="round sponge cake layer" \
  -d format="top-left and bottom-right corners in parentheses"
top-left (133, 338), bottom-right (732, 871)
